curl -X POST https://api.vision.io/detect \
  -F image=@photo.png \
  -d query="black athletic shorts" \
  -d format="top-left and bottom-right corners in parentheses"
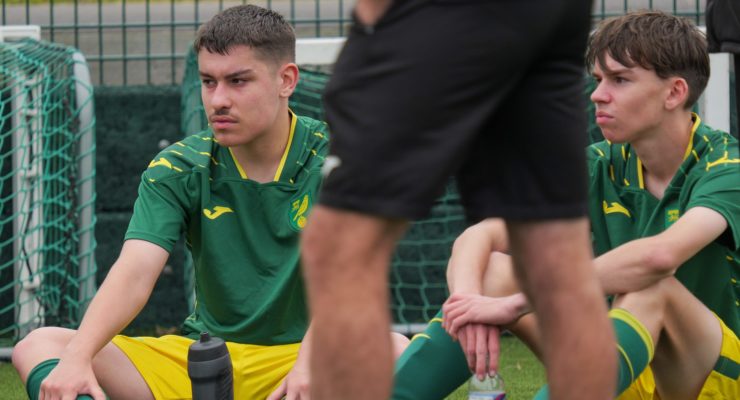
top-left (320, 0), bottom-right (592, 222)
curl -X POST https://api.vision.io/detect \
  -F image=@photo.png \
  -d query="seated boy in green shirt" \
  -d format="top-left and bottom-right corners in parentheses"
top-left (13, 5), bottom-right (408, 400)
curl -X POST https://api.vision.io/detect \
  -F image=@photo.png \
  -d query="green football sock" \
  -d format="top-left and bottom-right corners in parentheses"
top-left (610, 308), bottom-right (654, 395)
top-left (392, 310), bottom-right (471, 399)
top-left (26, 358), bottom-right (99, 400)
top-left (530, 308), bottom-right (654, 399)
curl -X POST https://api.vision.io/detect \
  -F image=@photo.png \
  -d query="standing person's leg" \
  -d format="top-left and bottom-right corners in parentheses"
top-left (507, 220), bottom-right (616, 399)
top-left (301, 207), bottom-right (407, 399)
top-left (311, 0), bottom-right (612, 397)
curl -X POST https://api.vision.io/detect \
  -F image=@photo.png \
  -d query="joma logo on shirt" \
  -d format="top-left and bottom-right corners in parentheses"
top-left (203, 206), bottom-right (234, 220)
top-left (603, 201), bottom-right (631, 218)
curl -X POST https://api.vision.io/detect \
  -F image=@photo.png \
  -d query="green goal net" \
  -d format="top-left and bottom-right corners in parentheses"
top-left (181, 46), bottom-right (467, 330)
top-left (0, 37), bottom-right (97, 346)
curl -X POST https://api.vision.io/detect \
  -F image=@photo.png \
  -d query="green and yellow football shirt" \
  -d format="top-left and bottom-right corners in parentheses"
top-left (587, 115), bottom-right (740, 335)
top-left (126, 112), bottom-right (329, 345)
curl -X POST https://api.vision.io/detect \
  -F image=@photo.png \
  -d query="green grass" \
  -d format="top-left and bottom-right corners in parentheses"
top-left (445, 335), bottom-right (545, 399)
top-left (0, 336), bottom-right (544, 400)
top-left (0, 361), bottom-right (26, 400)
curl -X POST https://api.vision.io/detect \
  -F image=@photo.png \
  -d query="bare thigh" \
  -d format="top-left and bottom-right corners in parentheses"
top-left (12, 327), bottom-right (154, 400)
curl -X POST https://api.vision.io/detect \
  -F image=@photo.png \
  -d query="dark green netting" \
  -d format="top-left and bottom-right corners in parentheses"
top-left (0, 38), bottom-right (96, 344)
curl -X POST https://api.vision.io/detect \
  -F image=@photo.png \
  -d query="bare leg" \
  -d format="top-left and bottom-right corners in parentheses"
top-left (507, 218), bottom-right (616, 400)
top-left (301, 206), bottom-right (408, 399)
top-left (12, 327), bottom-right (154, 400)
top-left (612, 277), bottom-right (722, 400)
top-left (391, 332), bottom-right (411, 359)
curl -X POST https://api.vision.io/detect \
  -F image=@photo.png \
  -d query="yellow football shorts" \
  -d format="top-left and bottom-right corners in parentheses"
top-left (112, 334), bottom-right (300, 399)
top-left (618, 316), bottom-right (740, 399)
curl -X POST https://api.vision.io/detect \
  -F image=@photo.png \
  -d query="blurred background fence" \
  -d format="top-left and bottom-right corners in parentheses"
top-left (0, 0), bottom-right (727, 342)
top-left (2, 0), bottom-right (709, 86)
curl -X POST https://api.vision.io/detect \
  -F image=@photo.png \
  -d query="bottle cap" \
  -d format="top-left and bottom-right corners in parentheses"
top-left (188, 331), bottom-right (229, 362)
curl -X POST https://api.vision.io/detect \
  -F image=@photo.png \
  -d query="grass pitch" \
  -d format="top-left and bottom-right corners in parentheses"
top-left (0, 335), bottom-right (544, 399)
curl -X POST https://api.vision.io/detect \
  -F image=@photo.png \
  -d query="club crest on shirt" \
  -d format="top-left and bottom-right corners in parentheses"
top-left (289, 193), bottom-right (312, 231)
top-left (666, 209), bottom-right (680, 227)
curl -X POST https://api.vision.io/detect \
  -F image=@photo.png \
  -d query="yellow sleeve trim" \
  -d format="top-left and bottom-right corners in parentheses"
top-left (430, 317), bottom-right (444, 324)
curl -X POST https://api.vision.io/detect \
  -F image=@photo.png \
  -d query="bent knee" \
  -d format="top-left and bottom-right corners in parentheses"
top-left (612, 277), bottom-right (680, 310)
top-left (391, 332), bottom-right (411, 359)
top-left (12, 327), bottom-right (75, 379)
top-left (482, 251), bottom-right (519, 296)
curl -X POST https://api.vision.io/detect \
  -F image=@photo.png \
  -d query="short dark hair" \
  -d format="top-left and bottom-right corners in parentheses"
top-left (193, 5), bottom-right (295, 65)
top-left (586, 10), bottom-right (709, 108)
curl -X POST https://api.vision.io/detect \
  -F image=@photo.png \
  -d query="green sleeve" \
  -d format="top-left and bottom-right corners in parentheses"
top-left (686, 163), bottom-right (740, 250)
top-left (125, 172), bottom-right (193, 252)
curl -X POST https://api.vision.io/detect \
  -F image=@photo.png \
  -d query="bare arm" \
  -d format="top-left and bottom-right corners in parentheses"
top-left (443, 219), bottom-right (510, 377)
top-left (444, 207), bottom-right (729, 333)
top-left (595, 206), bottom-right (728, 295)
top-left (40, 239), bottom-right (169, 399)
top-left (62, 239), bottom-right (169, 360)
top-left (446, 218), bottom-right (509, 295)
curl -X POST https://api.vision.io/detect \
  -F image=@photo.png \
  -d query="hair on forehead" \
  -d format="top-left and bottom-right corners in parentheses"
top-left (586, 10), bottom-right (709, 108)
top-left (193, 5), bottom-right (295, 65)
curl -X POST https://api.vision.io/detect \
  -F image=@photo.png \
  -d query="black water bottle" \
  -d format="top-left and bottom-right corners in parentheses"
top-left (187, 332), bottom-right (234, 400)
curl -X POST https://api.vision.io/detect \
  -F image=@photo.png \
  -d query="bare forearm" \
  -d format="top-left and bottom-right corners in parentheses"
top-left (62, 240), bottom-right (168, 360)
top-left (447, 219), bottom-right (508, 294)
top-left (506, 292), bottom-right (532, 320)
top-left (594, 237), bottom-right (676, 295)
top-left (595, 207), bottom-right (727, 295)
top-left (63, 263), bottom-right (156, 360)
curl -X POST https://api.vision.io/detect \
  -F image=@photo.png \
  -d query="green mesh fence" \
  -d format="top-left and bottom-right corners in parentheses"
top-left (181, 47), bottom-right (467, 328)
top-left (0, 38), bottom-right (97, 346)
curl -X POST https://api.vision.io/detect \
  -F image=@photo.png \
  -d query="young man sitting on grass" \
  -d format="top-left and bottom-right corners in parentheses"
top-left (11, 5), bottom-right (407, 400)
top-left (392, 11), bottom-right (740, 400)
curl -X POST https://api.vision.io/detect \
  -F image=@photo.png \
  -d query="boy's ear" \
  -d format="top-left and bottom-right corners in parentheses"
top-left (665, 77), bottom-right (689, 111)
top-left (278, 63), bottom-right (299, 98)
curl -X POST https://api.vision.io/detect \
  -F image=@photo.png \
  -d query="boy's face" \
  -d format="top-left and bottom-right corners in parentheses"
top-left (590, 54), bottom-right (673, 144)
top-left (198, 45), bottom-right (290, 147)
